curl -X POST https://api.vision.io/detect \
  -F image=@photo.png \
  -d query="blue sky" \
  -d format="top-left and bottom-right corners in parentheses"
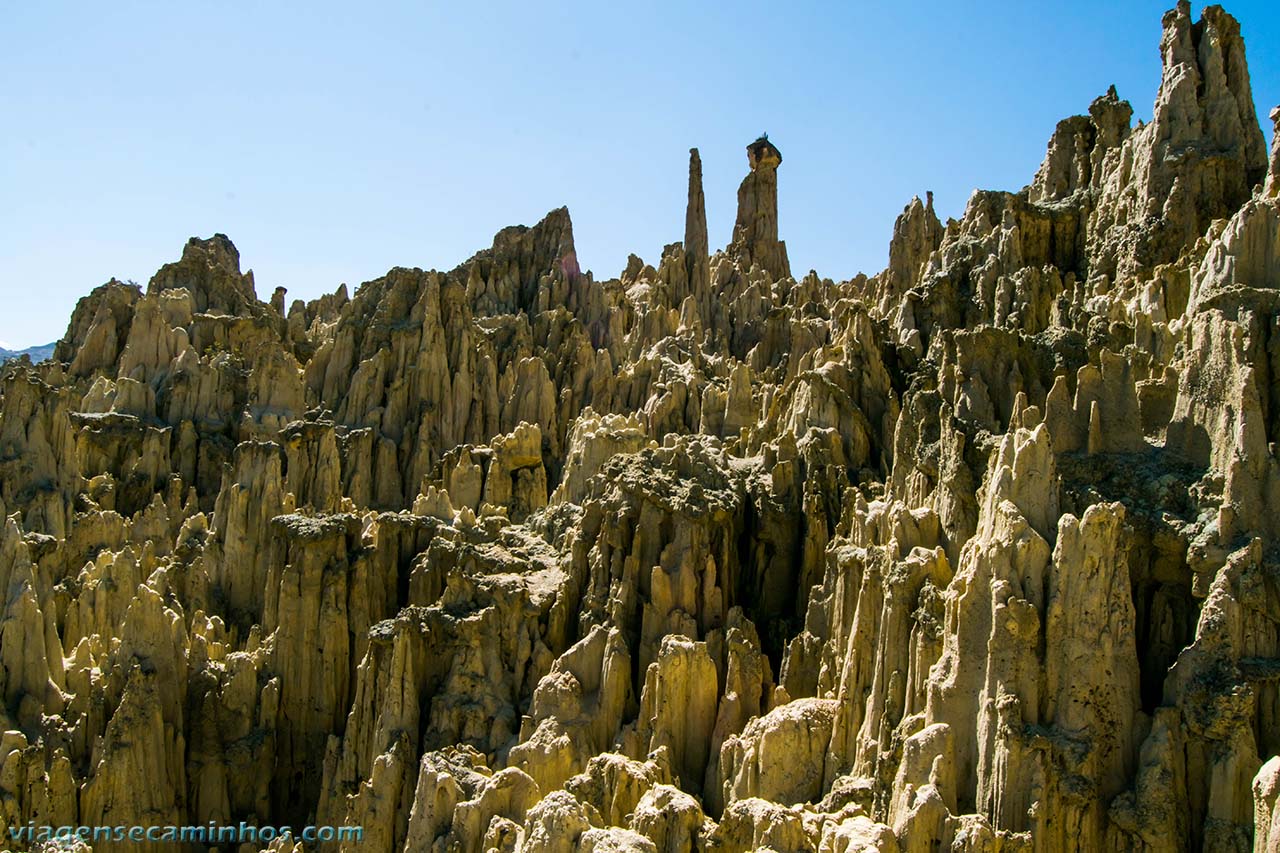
top-left (2, 1), bottom-right (1276, 348)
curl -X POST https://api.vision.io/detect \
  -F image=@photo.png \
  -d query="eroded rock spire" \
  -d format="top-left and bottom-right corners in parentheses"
top-left (1088, 0), bottom-right (1267, 278)
top-left (3, 4), bottom-right (1279, 852)
top-left (1266, 105), bottom-right (1280, 198)
top-left (684, 148), bottom-right (709, 295)
top-left (731, 135), bottom-right (790, 281)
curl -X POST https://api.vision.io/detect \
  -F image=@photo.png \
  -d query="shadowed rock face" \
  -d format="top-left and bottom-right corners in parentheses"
top-left (1, 5), bottom-right (1278, 852)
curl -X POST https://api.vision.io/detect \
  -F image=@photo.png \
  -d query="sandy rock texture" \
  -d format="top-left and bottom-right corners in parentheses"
top-left (1, 3), bottom-right (1278, 850)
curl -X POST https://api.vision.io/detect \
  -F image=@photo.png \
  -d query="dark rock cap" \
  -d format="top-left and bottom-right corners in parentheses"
top-left (747, 135), bottom-right (782, 170)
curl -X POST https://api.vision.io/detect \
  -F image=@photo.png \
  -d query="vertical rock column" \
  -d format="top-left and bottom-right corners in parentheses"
top-left (205, 440), bottom-right (295, 629)
top-left (262, 512), bottom-right (362, 822)
top-left (731, 136), bottom-right (791, 282)
top-left (1265, 105), bottom-right (1280, 198)
top-left (685, 147), bottom-right (710, 297)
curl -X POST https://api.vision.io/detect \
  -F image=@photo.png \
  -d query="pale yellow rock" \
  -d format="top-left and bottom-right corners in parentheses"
top-left (262, 512), bottom-right (362, 815)
top-left (717, 698), bottom-right (837, 808)
top-left (705, 798), bottom-right (814, 853)
top-left (578, 826), bottom-right (659, 853)
top-left (818, 815), bottom-right (900, 853)
top-left (401, 747), bottom-right (492, 852)
top-left (451, 767), bottom-right (542, 852)
top-left (551, 409), bottom-right (653, 506)
top-left (80, 668), bottom-right (186, 853)
top-left (521, 790), bottom-right (593, 853)
top-left (1255, 756), bottom-right (1280, 853)
top-left (632, 635), bottom-right (719, 797)
top-left (564, 753), bottom-right (664, 830)
top-left (3, 10), bottom-right (1277, 851)
top-left (205, 441), bottom-right (296, 626)
top-left (629, 784), bottom-right (707, 853)
top-left (0, 520), bottom-right (66, 727)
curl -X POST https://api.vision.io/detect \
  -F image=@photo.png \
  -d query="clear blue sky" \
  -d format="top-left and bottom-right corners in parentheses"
top-left (2, 1), bottom-right (1276, 348)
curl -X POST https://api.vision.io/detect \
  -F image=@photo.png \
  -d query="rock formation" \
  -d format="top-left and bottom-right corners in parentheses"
top-left (731, 136), bottom-right (791, 283)
top-left (0, 4), bottom-right (1277, 851)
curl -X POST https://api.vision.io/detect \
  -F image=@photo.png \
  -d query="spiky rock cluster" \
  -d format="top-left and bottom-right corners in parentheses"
top-left (1, 3), bottom-right (1279, 851)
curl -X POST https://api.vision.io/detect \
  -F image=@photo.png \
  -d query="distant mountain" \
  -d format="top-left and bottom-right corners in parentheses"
top-left (0, 343), bottom-right (56, 364)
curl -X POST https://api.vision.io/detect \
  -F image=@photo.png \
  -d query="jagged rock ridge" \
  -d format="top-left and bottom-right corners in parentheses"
top-left (1, 3), bottom-right (1278, 851)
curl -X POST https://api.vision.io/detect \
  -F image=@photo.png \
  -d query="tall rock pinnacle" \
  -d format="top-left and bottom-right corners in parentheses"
top-left (1266, 106), bottom-right (1280, 198)
top-left (685, 148), bottom-right (709, 294)
top-left (1087, 1), bottom-right (1267, 278)
top-left (731, 135), bottom-right (791, 281)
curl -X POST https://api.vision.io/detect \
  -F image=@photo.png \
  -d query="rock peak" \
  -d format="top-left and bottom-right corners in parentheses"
top-left (746, 135), bottom-right (782, 171)
top-left (731, 136), bottom-right (790, 280)
top-left (182, 233), bottom-right (241, 275)
top-left (1266, 105), bottom-right (1280, 197)
top-left (148, 232), bottom-right (261, 314)
top-left (684, 148), bottom-right (709, 294)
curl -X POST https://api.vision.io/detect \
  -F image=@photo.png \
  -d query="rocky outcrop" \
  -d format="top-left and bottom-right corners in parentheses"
top-left (730, 136), bottom-right (791, 283)
top-left (1088, 1), bottom-right (1268, 281)
top-left (685, 148), bottom-right (710, 298)
top-left (1, 4), bottom-right (1277, 851)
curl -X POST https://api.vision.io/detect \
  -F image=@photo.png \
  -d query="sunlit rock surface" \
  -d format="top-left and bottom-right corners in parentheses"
top-left (2, 4), bottom-right (1279, 850)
